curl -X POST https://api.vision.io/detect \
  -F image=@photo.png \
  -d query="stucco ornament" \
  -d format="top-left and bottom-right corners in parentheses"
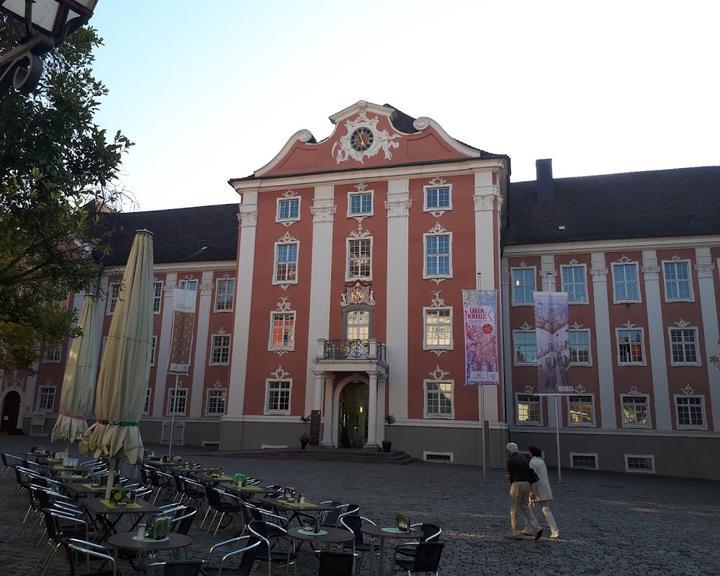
top-left (332, 110), bottom-right (400, 164)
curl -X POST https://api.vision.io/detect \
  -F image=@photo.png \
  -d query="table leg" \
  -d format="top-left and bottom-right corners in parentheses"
top-left (369, 537), bottom-right (376, 576)
top-left (379, 537), bottom-right (386, 576)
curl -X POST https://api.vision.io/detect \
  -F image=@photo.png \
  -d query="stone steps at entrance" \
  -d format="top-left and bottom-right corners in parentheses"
top-left (204, 447), bottom-right (416, 465)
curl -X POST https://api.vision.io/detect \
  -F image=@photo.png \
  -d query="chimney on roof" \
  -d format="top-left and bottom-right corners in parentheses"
top-left (536, 159), bottom-right (553, 206)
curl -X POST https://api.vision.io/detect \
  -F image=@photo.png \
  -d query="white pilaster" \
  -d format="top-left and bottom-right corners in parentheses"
top-left (153, 273), bottom-right (177, 417)
top-left (474, 171), bottom-right (501, 422)
top-left (642, 250), bottom-right (672, 430)
top-left (305, 186), bottom-right (335, 413)
top-left (376, 377), bottom-right (386, 443)
top-left (366, 371), bottom-right (378, 446)
top-left (322, 377), bottom-right (333, 446)
top-left (312, 371), bottom-right (324, 415)
top-left (385, 179), bottom-right (411, 419)
top-left (227, 197), bottom-right (256, 417)
top-left (590, 253), bottom-right (617, 430)
top-left (695, 248), bottom-right (720, 430)
top-left (189, 271), bottom-right (214, 417)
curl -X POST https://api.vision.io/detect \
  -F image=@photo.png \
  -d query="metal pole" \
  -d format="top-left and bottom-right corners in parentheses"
top-left (555, 395), bottom-right (562, 483)
top-left (167, 373), bottom-right (179, 459)
top-left (476, 272), bottom-right (486, 478)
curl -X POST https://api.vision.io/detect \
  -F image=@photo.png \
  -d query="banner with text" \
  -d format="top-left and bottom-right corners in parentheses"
top-left (462, 289), bottom-right (499, 386)
top-left (168, 288), bottom-right (196, 374)
top-left (533, 291), bottom-right (573, 393)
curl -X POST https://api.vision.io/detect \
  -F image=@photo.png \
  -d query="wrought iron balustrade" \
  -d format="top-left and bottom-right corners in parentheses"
top-left (320, 339), bottom-right (385, 362)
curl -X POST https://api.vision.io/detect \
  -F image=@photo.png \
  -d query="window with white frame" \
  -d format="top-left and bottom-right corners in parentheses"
top-left (424, 380), bottom-right (453, 418)
top-left (611, 262), bottom-right (640, 303)
top-left (424, 185), bottom-right (451, 211)
top-left (675, 395), bottom-right (706, 429)
top-left (347, 238), bottom-right (372, 280)
top-left (269, 311), bottom-right (295, 351)
top-left (215, 277), bottom-right (235, 312)
top-left (107, 282), bottom-right (121, 314)
top-left (621, 394), bottom-right (650, 428)
top-left (143, 388), bottom-right (152, 415)
top-left (423, 233), bottom-right (452, 278)
top-left (43, 343), bottom-right (62, 363)
top-left (560, 264), bottom-right (588, 303)
top-left (516, 394), bottom-right (541, 425)
top-left (669, 327), bottom-right (699, 365)
top-left (153, 281), bottom-right (163, 314)
top-left (37, 385), bottom-right (56, 412)
top-left (277, 196), bottom-right (300, 222)
top-left (273, 242), bottom-right (299, 284)
top-left (569, 329), bottom-right (592, 365)
top-left (210, 334), bottom-right (231, 365)
top-left (568, 394), bottom-right (594, 426)
top-left (616, 328), bottom-right (645, 365)
top-left (513, 330), bottom-right (537, 365)
top-left (346, 309), bottom-right (370, 341)
top-left (167, 388), bottom-right (187, 416)
top-left (347, 190), bottom-right (372, 216)
top-left (511, 267), bottom-right (536, 305)
top-left (625, 454), bottom-right (655, 473)
top-left (663, 260), bottom-right (693, 301)
top-left (178, 278), bottom-right (198, 291)
top-left (206, 389), bottom-right (226, 415)
top-left (265, 379), bottom-right (291, 414)
top-left (423, 308), bottom-right (453, 349)
top-left (150, 336), bottom-right (157, 366)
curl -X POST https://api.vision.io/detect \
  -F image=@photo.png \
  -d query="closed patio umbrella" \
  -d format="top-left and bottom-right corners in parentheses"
top-left (81, 229), bottom-right (154, 499)
top-left (51, 294), bottom-right (100, 444)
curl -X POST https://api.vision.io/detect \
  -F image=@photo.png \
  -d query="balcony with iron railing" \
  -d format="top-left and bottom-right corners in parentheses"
top-left (315, 338), bottom-right (388, 374)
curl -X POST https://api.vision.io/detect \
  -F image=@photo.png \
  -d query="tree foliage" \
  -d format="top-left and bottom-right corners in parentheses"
top-left (0, 16), bottom-right (132, 372)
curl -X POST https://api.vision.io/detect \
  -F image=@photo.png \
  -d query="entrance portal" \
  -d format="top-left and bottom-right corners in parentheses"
top-left (0, 391), bottom-right (20, 433)
top-left (338, 382), bottom-right (368, 448)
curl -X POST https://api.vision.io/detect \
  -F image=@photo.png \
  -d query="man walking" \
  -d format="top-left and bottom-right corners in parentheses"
top-left (506, 442), bottom-right (543, 540)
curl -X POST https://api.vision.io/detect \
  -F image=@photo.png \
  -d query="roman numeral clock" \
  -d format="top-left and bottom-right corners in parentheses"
top-left (332, 109), bottom-right (400, 164)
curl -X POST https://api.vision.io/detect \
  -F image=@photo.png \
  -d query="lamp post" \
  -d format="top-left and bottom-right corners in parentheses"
top-left (0, 0), bottom-right (99, 96)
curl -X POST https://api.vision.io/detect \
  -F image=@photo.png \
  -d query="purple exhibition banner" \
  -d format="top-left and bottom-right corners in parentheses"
top-left (462, 290), bottom-right (499, 386)
top-left (533, 291), bottom-right (573, 393)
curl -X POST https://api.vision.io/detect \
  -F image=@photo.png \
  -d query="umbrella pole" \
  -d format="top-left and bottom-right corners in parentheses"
top-left (105, 458), bottom-right (116, 501)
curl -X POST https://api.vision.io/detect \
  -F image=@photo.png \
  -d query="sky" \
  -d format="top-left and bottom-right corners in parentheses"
top-left (89, 0), bottom-right (720, 212)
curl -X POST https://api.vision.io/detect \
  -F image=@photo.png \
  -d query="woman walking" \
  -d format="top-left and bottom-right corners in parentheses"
top-left (528, 445), bottom-right (560, 539)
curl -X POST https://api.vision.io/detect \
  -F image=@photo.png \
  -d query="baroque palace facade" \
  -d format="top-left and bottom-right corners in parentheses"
top-left (2, 101), bottom-right (719, 480)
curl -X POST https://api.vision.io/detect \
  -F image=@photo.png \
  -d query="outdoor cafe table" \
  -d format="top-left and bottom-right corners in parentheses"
top-left (65, 481), bottom-right (108, 498)
top-left (220, 482), bottom-right (274, 499)
top-left (79, 497), bottom-right (160, 541)
top-left (259, 497), bottom-right (338, 526)
top-left (106, 532), bottom-right (192, 571)
top-left (361, 524), bottom-right (422, 576)
top-left (288, 526), bottom-right (353, 549)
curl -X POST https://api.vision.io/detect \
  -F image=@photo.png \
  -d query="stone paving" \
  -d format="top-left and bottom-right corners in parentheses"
top-left (1, 435), bottom-right (719, 575)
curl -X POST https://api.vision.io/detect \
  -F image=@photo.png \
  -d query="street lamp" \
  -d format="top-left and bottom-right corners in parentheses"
top-left (0, 0), bottom-right (99, 95)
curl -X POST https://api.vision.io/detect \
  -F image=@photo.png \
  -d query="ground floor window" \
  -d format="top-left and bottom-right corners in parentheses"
top-left (675, 395), bottom-right (705, 429)
top-left (206, 389), bottom-right (227, 415)
top-left (265, 379), bottom-right (291, 414)
top-left (37, 385), bottom-right (56, 412)
top-left (568, 394), bottom-right (594, 426)
top-left (168, 388), bottom-right (187, 416)
top-left (424, 380), bottom-right (453, 418)
top-left (516, 394), bottom-right (541, 425)
top-left (621, 394), bottom-right (650, 427)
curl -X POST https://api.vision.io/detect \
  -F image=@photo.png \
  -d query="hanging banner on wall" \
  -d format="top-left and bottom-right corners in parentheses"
top-left (168, 288), bottom-right (196, 374)
top-left (462, 289), bottom-right (499, 386)
top-left (533, 291), bottom-right (573, 393)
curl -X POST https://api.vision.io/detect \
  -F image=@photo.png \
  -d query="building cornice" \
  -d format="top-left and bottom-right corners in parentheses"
top-left (102, 260), bottom-right (234, 276)
top-left (230, 159), bottom-right (505, 194)
top-left (503, 235), bottom-right (720, 256)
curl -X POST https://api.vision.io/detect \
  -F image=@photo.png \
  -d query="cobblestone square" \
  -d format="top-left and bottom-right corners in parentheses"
top-left (1, 436), bottom-right (718, 575)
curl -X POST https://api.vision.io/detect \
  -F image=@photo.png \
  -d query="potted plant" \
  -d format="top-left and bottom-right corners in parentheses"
top-left (382, 414), bottom-right (396, 452)
top-left (300, 415), bottom-right (311, 448)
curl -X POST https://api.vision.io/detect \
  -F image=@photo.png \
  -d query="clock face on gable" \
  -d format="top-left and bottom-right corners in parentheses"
top-left (350, 127), bottom-right (374, 152)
